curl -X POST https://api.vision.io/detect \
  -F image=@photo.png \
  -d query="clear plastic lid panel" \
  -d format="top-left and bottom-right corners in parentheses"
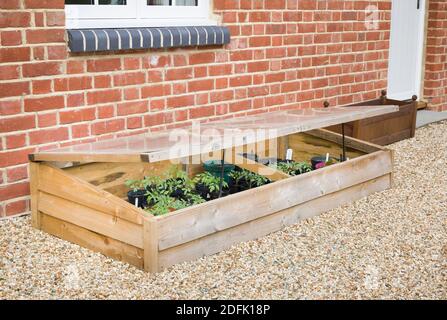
top-left (32, 105), bottom-right (399, 163)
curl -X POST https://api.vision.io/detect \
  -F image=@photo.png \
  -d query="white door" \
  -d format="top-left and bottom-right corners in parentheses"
top-left (387, 0), bottom-right (426, 100)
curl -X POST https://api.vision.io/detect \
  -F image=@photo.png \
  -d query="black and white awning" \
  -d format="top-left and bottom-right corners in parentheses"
top-left (67, 26), bottom-right (231, 53)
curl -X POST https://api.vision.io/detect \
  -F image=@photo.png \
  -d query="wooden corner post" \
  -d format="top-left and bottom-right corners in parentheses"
top-left (29, 161), bottom-right (41, 229)
top-left (143, 216), bottom-right (159, 273)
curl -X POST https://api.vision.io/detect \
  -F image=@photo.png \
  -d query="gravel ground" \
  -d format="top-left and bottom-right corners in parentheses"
top-left (1, 121), bottom-right (446, 300)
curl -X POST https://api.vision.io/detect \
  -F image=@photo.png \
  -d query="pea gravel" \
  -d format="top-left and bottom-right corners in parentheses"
top-left (1, 121), bottom-right (446, 300)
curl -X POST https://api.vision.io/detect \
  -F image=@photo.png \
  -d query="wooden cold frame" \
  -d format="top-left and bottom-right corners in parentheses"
top-left (29, 129), bottom-right (394, 272)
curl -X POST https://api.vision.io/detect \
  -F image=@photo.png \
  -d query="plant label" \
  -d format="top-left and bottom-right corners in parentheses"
top-left (286, 149), bottom-right (293, 161)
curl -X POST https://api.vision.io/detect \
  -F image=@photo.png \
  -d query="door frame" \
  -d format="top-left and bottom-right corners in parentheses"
top-left (388, 0), bottom-right (427, 100)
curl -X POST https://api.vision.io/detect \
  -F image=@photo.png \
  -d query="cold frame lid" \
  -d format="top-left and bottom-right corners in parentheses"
top-left (30, 105), bottom-right (399, 163)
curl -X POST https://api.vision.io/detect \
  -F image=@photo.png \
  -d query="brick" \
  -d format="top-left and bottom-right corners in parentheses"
top-left (37, 112), bottom-right (57, 127)
top-left (32, 80), bottom-right (52, 94)
top-left (67, 60), bottom-right (85, 74)
top-left (6, 165), bottom-right (28, 183)
top-left (71, 123), bottom-right (90, 138)
top-left (0, 30), bottom-right (22, 46)
top-left (144, 113), bottom-right (171, 127)
top-left (97, 104), bottom-right (115, 119)
top-left (167, 95), bottom-right (195, 108)
top-left (24, 0), bottom-right (65, 9)
top-left (0, 115), bottom-right (35, 133)
top-left (188, 79), bottom-right (214, 92)
top-left (0, 0), bottom-right (20, 9)
top-left (5, 199), bottom-right (28, 217)
top-left (166, 68), bottom-right (193, 81)
top-left (114, 72), bottom-right (146, 86)
top-left (87, 89), bottom-right (121, 105)
top-left (24, 96), bottom-right (64, 112)
top-left (0, 182), bottom-right (30, 202)
top-left (189, 52), bottom-right (216, 65)
top-left (0, 11), bottom-right (31, 28)
top-left (0, 65), bottom-right (20, 80)
top-left (5, 134), bottom-right (27, 149)
top-left (29, 127), bottom-right (69, 145)
top-left (87, 59), bottom-right (122, 72)
top-left (0, 148), bottom-right (34, 167)
top-left (91, 119), bottom-right (125, 135)
top-left (0, 100), bottom-right (21, 115)
top-left (190, 106), bottom-right (215, 119)
top-left (141, 84), bottom-right (171, 98)
top-left (117, 101), bottom-right (148, 116)
top-left (59, 108), bottom-right (96, 124)
top-left (127, 117), bottom-right (142, 129)
top-left (0, 47), bottom-right (31, 63)
top-left (54, 76), bottom-right (92, 92)
top-left (46, 11), bottom-right (65, 26)
top-left (26, 28), bottom-right (65, 44)
top-left (23, 62), bottom-right (62, 78)
top-left (94, 75), bottom-right (112, 88)
top-left (47, 45), bottom-right (67, 60)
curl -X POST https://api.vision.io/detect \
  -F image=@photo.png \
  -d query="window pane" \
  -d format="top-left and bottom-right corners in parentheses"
top-left (98, 0), bottom-right (127, 4)
top-left (176, 0), bottom-right (198, 5)
top-left (147, 0), bottom-right (172, 5)
top-left (65, 0), bottom-right (93, 4)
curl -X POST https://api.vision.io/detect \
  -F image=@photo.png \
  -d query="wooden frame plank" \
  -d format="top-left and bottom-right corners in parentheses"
top-left (38, 192), bottom-right (144, 249)
top-left (40, 213), bottom-right (144, 269)
top-left (30, 153), bottom-right (143, 163)
top-left (158, 174), bottom-right (392, 269)
top-left (157, 150), bottom-right (393, 251)
top-left (37, 163), bottom-right (148, 225)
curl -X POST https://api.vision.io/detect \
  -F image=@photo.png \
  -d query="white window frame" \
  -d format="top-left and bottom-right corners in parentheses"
top-left (66, 0), bottom-right (216, 29)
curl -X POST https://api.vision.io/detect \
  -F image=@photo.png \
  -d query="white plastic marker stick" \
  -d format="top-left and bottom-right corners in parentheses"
top-left (286, 149), bottom-right (293, 161)
top-left (326, 153), bottom-right (329, 162)
top-left (135, 197), bottom-right (139, 208)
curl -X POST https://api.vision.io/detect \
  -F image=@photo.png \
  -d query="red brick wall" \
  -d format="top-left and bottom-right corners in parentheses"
top-left (0, 0), bottom-right (392, 218)
top-left (423, 0), bottom-right (447, 111)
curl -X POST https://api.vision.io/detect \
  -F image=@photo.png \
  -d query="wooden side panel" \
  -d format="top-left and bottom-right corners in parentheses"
top-left (40, 213), bottom-right (144, 269)
top-left (324, 101), bottom-right (417, 145)
top-left (38, 192), bottom-right (144, 249)
top-left (157, 150), bottom-right (393, 251)
top-left (158, 174), bottom-right (392, 270)
top-left (37, 164), bottom-right (147, 225)
top-left (64, 161), bottom-right (176, 199)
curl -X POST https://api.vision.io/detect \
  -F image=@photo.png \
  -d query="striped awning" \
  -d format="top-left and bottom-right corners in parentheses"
top-left (67, 26), bottom-right (231, 53)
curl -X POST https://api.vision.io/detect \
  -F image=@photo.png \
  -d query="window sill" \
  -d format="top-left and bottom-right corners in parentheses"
top-left (67, 26), bottom-right (231, 53)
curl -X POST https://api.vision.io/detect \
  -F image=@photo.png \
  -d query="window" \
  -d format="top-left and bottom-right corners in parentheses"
top-left (65, 0), bottom-right (215, 29)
